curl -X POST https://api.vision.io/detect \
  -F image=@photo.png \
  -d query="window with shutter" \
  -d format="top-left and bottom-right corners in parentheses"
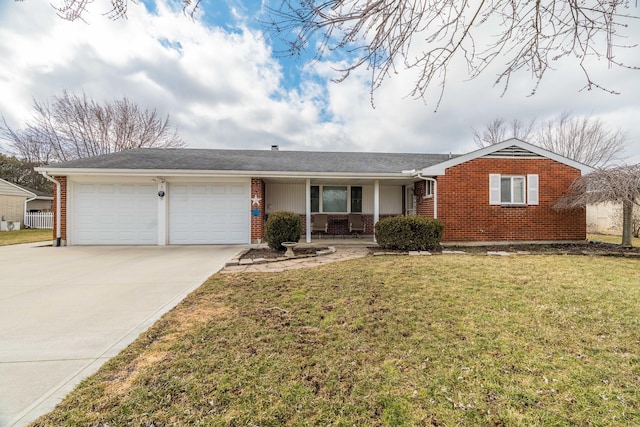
top-left (489, 174), bottom-right (534, 206)
top-left (489, 174), bottom-right (501, 205)
top-left (527, 174), bottom-right (539, 205)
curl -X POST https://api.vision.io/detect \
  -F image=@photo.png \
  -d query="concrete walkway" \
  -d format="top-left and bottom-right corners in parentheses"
top-left (0, 243), bottom-right (241, 427)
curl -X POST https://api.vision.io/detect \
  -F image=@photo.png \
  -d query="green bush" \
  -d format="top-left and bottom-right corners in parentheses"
top-left (374, 216), bottom-right (444, 251)
top-left (264, 211), bottom-right (302, 250)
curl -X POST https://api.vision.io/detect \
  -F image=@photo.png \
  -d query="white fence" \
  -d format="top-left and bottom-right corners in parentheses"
top-left (24, 212), bottom-right (53, 229)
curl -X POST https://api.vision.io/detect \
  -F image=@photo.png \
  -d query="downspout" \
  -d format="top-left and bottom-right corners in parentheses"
top-left (416, 173), bottom-right (437, 219)
top-left (39, 171), bottom-right (62, 246)
top-left (24, 194), bottom-right (37, 228)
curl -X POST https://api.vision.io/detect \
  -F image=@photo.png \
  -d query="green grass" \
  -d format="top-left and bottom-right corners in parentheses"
top-left (31, 255), bottom-right (640, 426)
top-left (589, 233), bottom-right (640, 247)
top-left (0, 228), bottom-right (52, 246)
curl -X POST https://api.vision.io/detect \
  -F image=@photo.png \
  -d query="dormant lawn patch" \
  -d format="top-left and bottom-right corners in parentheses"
top-left (0, 229), bottom-right (51, 246)
top-left (31, 255), bottom-right (639, 426)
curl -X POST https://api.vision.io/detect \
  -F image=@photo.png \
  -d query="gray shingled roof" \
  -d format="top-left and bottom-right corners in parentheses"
top-left (42, 148), bottom-right (457, 174)
top-left (15, 183), bottom-right (53, 198)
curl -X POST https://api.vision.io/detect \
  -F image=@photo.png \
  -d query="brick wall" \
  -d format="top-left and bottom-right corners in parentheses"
top-left (414, 180), bottom-right (435, 217)
top-left (52, 176), bottom-right (67, 243)
top-left (251, 178), bottom-right (265, 242)
top-left (416, 158), bottom-right (585, 243)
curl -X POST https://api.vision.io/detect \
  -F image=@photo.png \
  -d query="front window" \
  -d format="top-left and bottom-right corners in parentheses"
top-left (500, 176), bottom-right (525, 204)
top-left (351, 186), bottom-right (363, 213)
top-left (425, 180), bottom-right (434, 197)
top-left (310, 186), bottom-right (320, 212)
top-left (310, 185), bottom-right (362, 213)
top-left (322, 186), bottom-right (347, 212)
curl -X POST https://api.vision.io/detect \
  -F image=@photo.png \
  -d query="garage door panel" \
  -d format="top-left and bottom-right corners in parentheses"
top-left (230, 212), bottom-right (245, 223)
top-left (229, 184), bottom-right (246, 195)
top-left (228, 199), bottom-right (245, 210)
top-left (73, 183), bottom-right (157, 245)
top-left (169, 182), bottom-right (248, 244)
top-left (192, 185), bottom-right (208, 195)
top-left (99, 185), bottom-right (114, 194)
top-left (138, 198), bottom-right (155, 210)
top-left (209, 185), bottom-right (225, 195)
top-left (172, 185), bottom-right (188, 194)
top-left (192, 199), bottom-right (209, 210)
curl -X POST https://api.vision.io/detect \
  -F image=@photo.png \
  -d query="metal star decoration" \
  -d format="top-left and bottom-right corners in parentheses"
top-left (251, 195), bottom-right (262, 206)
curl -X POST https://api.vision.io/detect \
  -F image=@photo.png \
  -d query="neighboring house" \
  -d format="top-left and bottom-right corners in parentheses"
top-left (586, 202), bottom-right (623, 235)
top-left (0, 178), bottom-right (53, 224)
top-left (35, 139), bottom-right (592, 246)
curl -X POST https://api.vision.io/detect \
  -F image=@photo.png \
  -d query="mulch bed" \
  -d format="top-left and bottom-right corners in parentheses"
top-left (370, 241), bottom-right (640, 256)
top-left (453, 241), bottom-right (640, 255)
top-left (240, 241), bottom-right (639, 261)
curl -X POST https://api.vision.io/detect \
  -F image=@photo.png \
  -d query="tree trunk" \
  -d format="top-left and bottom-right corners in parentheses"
top-left (621, 200), bottom-right (633, 247)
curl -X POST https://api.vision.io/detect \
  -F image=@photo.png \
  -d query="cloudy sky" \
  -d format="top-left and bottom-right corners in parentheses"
top-left (0, 0), bottom-right (639, 162)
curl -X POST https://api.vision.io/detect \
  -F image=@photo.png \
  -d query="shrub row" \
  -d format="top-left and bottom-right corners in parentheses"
top-left (374, 216), bottom-right (444, 251)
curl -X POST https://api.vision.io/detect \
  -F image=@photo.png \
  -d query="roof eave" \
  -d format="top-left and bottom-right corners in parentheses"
top-left (0, 178), bottom-right (37, 197)
top-left (35, 167), bottom-right (413, 180)
top-left (416, 139), bottom-right (594, 176)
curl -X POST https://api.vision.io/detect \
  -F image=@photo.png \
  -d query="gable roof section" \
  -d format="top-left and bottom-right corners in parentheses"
top-left (417, 139), bottom-right (594, 176)
top-left (37, 148), bottom-right (457, 178)
top-left (0, 178), bottom-right (34, 197)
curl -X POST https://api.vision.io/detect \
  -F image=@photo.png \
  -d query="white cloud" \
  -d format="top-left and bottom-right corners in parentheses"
top-left (0, 0), bottom-right (638, 164)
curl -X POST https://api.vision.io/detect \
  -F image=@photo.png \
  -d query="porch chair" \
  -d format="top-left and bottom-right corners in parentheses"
top-left (311, 214), bottom-right (328, 239)
top-left (348, 213), bottom-right (365, 237)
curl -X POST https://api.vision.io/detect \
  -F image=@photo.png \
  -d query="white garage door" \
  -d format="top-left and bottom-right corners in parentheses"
top-left (169, 182), bottom-right (249, 244)
top-left (73, 183), bottom-right (158, 245)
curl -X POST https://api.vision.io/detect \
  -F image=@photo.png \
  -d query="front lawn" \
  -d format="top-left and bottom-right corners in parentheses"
top-left (0, 228), bottom-right (52, 246)
top-left (32, 255), bottom-right (640, 426)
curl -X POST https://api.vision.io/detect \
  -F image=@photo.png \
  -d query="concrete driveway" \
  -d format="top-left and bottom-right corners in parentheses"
top-left (0, 243), bottom-right (242, 427)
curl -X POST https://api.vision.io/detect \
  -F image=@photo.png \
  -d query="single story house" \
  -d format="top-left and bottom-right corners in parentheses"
top-left (0, 178), bottom-right (53, 225)
top-left (35, 139), bottom-right (592, 246)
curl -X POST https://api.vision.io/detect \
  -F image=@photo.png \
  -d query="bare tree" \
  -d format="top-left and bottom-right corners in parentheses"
top-left (611, 204), bottom-right (640, 238)
top-left (535, 113), bottom-right (628, 169)
top-left (555, 165), bottom-right (640, 247)
top-left (473, 113), bottom-right (627, 168)
top-left (1, 91), bottom-right (185, 163)
top-left (18, 1), bottom-right (639, 106)
top-left (472, 118), bottom-right (536, 147)
top-left (264, 0), bottom-right (639, 106)
top-left (18, 0), bottom-right (201, 21)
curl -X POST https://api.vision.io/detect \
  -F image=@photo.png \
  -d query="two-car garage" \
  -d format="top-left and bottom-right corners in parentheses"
top-left (70, 179), bottom-right (250, 245)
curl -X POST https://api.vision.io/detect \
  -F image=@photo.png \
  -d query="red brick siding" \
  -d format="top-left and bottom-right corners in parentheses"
top-left (300, 214), bottom-right (307, 235)
top-left (414, 181), bottom-right (435, 217)
top-left (295, 214), bottom-right (382, 237)
top-left (417, 158), bottom-right (585, 242)
top-left (251, 178), bottom-right (265, 242)
top-left (311, 214), bottom-right (378, 236)
top-left (52, 176), bottom-right (67, 242)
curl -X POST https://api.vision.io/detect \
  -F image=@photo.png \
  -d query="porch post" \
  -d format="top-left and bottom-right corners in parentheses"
top-left (374, 180), bottom-right (380, 242)
top-left (305, 178), bottom-right (311, 243)
top-left (157, 179), bottom-right (167, 245)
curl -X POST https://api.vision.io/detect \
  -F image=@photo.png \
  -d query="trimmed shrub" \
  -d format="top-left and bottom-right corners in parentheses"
top-left (264, 211), bottom-right (302, 250)
top-left (374, 216), bottom-right (444, 251)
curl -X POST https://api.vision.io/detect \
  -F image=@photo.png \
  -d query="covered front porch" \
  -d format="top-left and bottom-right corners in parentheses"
top-left (260, 176), bottom-right (422, 243)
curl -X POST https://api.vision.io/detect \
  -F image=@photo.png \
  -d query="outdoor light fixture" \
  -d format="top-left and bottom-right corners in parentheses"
top-left (158, 190), bottom-right (165, 198)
